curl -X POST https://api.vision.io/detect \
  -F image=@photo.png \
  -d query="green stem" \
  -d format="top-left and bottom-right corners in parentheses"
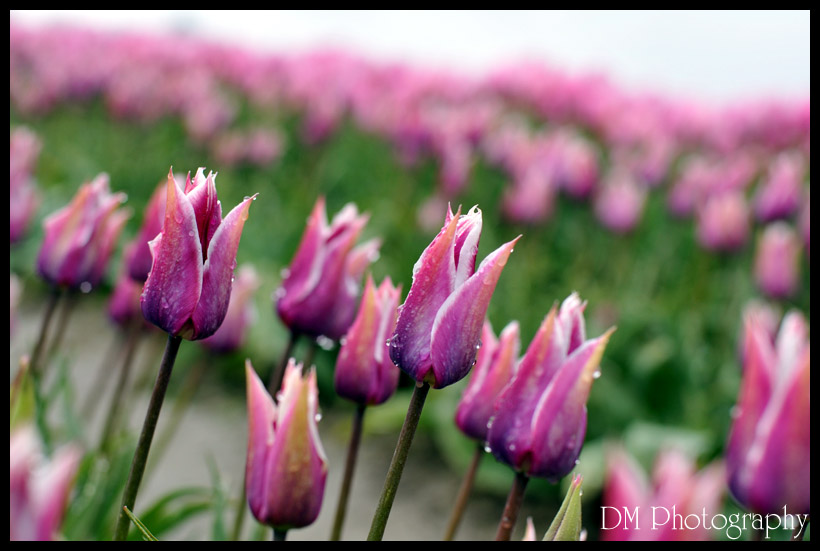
top-left (43, 291), bottom-right (77, 365)
top-left (367, 382), bottom-right (431, 541)
top-left (443, 443), bottom-right (484, 541)
top-left (113, 334), bottom-right (183, 541)
top-left (98, 319), bottom-right (143, 454)
top-left (273, 528), bottom-right (288, 541)
top-left (268, 331), bottom-right (300, 396)
top-left (230, 483), bottom-right (248, 541)
top-left (495, 471), bottom-right (529, 541)
top-left (28, 286), bottom-right (62, 376)
top-left (330, 403), bottom-right (367, 541)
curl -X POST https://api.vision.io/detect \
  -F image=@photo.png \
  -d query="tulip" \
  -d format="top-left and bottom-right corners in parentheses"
top-left (593, 168), bottom-right (647, 234)
top-left (330, 275), bottom-right (401, 540)
top-left (389, 205), bottom-right (520, 389)
top-left (36, 173), bottom-right (129, 291)
top-left (200, 264), bottom-right (260, 353)
top-left (10, 126), bottom-right (41, 244)
top-left (245, 359), bottom-right (328, 535)
top-left (601, 447), bottom-right (725, 541)
top-left (334, 275), bottom-right (402, 406)
top-left (753, 223), bottom-right (801, 299)
top-left (10, 426), bottom-right (82, 541)
top-left (140, 167), bottom-right (256, 341)
top-left (488, 293), bottom-right (614, 482)
top-left (108, 268), bottom-right (145, 328)
top-left (695, 191), bottom-right (749, 252)
top-left (727, 309), bottom-right (810, 515)
top-left (124, 179), bottom-right (168, 283)
top-left (753, 152), bottom-right (804, 222)
top-left (276, 197), bottom-right (380, 341)
top-left (455, 320), bottom-right (520, 442)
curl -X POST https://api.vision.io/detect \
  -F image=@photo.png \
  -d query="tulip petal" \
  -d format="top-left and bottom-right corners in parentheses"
top-left (429, 236), bottom-right (520, 388)
top-left (141, 171), bottom-right (203, 337)
top-left (245, 360), bottom-right (277, 523)
top-left (191, 194), bottom-right (255, 340)
top-left (528, 329), bottom-right (613, 480)
top-left (389, 209), bottom-right (460, 382)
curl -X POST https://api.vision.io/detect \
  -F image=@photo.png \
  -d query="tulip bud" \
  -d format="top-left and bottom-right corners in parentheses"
top-left (727, 310), bottom-right (809, 515)
top-left (140, 168), bottom-right (256, 340)
top-left (544, 474), bottom-right (584, 541)
top-left (753, 223), bottom-right (801, 299)
top-left (488, 294), bottom-right (614, 481)
top-left (10, 426), bottom-right (82, 541)
top-left (245, 359), bottom-right (328, 531)
top-left (276, 197), bottom-right (380, 341)
top-left (334, 275), bottom-right (402, 406)
top-left (389, 205), bottom-right (520, 389)
top-left (36, 173), bottom-right (130, 291)
top-left (455, 320), bottom-right (520, 442)
top-left (200, 264), bottom-right (260, 353)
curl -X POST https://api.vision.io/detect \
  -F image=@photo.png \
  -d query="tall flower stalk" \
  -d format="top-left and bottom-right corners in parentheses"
top-left (114, 168), bottom-right (255, 540)
top-left (368, 205), bottom-right (519, 540)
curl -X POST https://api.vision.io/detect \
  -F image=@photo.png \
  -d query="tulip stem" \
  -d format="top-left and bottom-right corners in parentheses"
top-left (495, 471), bottom-right (529, 541)
top-left (99, 318), bottom-right (143, 454)
top-left (82, 331), bottom-right (124, 419)
top-left (273, 528), bottom-right (288, 541)
top-left (230, 482), bottom-right (247, 541)
top-left (443, 442), bottom-right (484, 541)
top-left (367, 381), bottom-right (431, 541)
top-left (43, 291), bottom-right (78, 367)
top-left (268, 331), bottom-right (300, 395)
top-left (330, 403), bottom-right (367, 541)
top-left (114, 334), bottom-right (183, 541)
top-left (28, 286), bottom-right (62, 376)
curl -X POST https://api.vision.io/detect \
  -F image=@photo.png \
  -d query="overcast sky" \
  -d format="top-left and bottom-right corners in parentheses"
top-left (10, 10), bottom-right (810, 104)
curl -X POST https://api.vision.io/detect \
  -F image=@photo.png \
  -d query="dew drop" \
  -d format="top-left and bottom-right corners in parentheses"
top-left (188, 230), bottom-right (196, 237)
top-left (340, 337), bottom-right (347, 346)
top-left (579, 490), bottom-right (584, 497)
top-left (729, 405), bottom-right (740, 418)
top-left (79, 281), bottom-right (92, 294)
top-left (274, 287), bottom-right (286, 299)
top-left (280, 267), bottom-right (291, 279)
top-left (316, 335), bottom-right (335, 351)
top-left (314, 412), bottom-right (323, 422)
top-left (508, 443), bottom-right (516, 451)
top-left (592, 369), bottom-right (601, 380)
top-left (484, 445), bottom-right (492, 453)
top-left (574, 459), bottom-right (580, 466)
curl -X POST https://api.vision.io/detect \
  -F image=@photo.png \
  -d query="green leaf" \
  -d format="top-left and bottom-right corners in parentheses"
top-left (544, 474), bottom-right (583, 541)
top-left (128, 486), bottom-right (213, 540)
top-left (124, 506), bottom-right (159, 541)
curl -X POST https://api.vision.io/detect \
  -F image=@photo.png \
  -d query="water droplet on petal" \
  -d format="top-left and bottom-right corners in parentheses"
top-left (592, 369), bottom-right (601, 379)
top-left (314, 412), bottom-right (323, 422)
top-left (316, 335), bottom-right (335, 351)
top-left (484, 444), bottom-right (492, 453)
top-left (79, 281), bottom-right (92, 294)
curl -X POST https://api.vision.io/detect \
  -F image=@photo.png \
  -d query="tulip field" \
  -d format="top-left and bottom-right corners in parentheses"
top-left (9, 18), bottom-right (810, 541)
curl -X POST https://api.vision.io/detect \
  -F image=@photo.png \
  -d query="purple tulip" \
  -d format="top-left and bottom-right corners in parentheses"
top-left (602, 447), bottom-right (724, 541)
top-left (487, 294), bottom-right (614, 481)
top-left (334, 275), bottom-right (402, 406)
top-left (108, 268), bottom-right (145, 328)
top-left (594, 168), bottom-right (647, 234)
top-left (754, 223), bottom-right (801, 299)
top-left (695, 191), bottom-right (750, 252)
top-left (455, 320), bottom-right (520, 442)
top-left (10, 126), bottom-right (41, 244)
top-left (727, 309), bottom-right (810, 515)
top-left (10, 426), bottom-right (82, 541)
top-left (140, 168), bottom-right (256, 340)
top-left (124, 179), bottom-right (169, 283)
top-left (753, 152), bottom-right (804, 222)
top-left (389, 205), bottom-right (520, 389)
top-left (200, 264), bottom-right (260, 353)
top-left (245, 359), bottom-right (328, 531)
top-left (36, 174), bottom-right (130, 291)
top-left (276, 197), bottom-right (380, 341)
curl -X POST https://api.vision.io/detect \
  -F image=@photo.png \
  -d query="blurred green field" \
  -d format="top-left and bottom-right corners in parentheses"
top-left (9, 99), bottom-right (810, 539)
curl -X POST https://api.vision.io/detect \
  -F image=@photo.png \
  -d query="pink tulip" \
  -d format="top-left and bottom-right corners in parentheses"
top-left (754, 223), bottom-right (801, 299)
